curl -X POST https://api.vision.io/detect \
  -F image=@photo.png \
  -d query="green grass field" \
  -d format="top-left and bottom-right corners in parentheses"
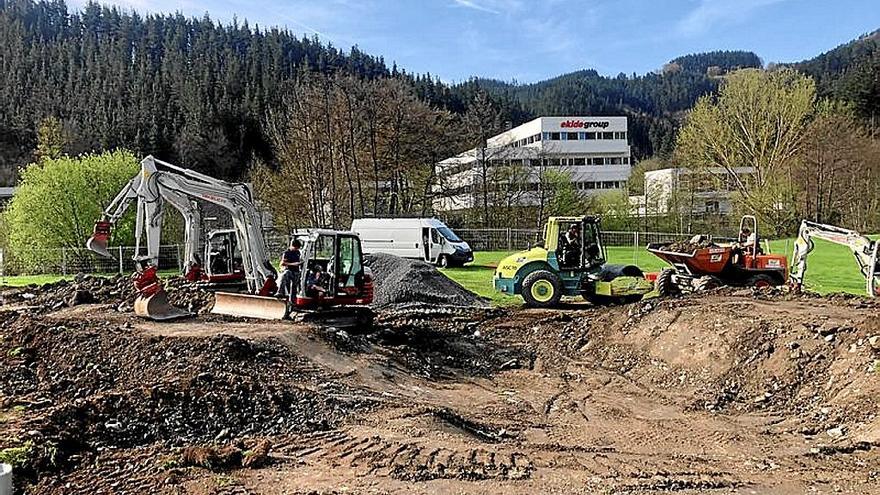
top-left (1, 238), bottom-right (873, 305)
top-left (0, 270), bottom-right (179, 288)
top-left (441, 237), bottom-right (876, 304)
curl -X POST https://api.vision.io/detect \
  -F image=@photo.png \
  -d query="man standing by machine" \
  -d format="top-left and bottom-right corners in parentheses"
top-left (278, 239), bottom-right (303, 299)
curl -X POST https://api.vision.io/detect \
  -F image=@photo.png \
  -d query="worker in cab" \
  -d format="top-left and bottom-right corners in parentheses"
top-left (739, 227), bottom-right (758, 255)
top-left (305, 264), bottom-right (329, 299)
top-left (277, 239), bottom-right (303, 298)
top-left (560, 224), bottom-right (582, 268)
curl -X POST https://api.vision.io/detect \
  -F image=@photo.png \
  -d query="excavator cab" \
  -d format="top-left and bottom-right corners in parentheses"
top-left (201, 229), bottom-right (247, 288)
top-left (211, 229), bottom-right (373, 320)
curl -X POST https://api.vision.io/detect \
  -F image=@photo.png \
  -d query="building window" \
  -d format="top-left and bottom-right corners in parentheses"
top-left (567, 132), bottom-right (579, 140)
top-left (602, 132), bottom-right (614, 140)
top-left (609, 157), bottom-right (622, 165)
top-left (560, 132), bottom-right (568, 141)
top-left (585, 181), bottom-right (595, 189)
top-left (542, 132), bottom-right (550, 141)
top-left (592, 158), bottom-right (605, 166)
top-left (549, 158), bottom-right (561, 166)
top-left (527, 136), bottom-right (534, 144)
top-left (573, 158), bottom-right (586, 166)
top-left (578, 132), bottom-right (587, 140)
top-left (614, 131), bottom-right (627, 140)
top-left (550, 132), bottom-right (561, 140)
top-left (585, 132), bottom-right (596, 140)
top-left (623, 157), bottom-right (630, 164)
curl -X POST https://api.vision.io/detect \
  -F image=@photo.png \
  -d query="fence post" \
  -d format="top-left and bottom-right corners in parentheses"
top-left (506, 228), bottom-right (512, 251)
top-left (118, 246), bottom-right (124, 274)
top-left (633, 231), bottom-right (639, 263)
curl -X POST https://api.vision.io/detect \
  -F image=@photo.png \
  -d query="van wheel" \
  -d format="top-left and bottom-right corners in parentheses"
top-left (522, 270), bottom-right (563, 308)
top-left (438, 255), bottom-right (450, 268)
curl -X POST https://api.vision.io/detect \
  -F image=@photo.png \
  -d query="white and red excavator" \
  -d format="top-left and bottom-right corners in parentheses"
top-left (87, 155), bottom-right (373, 321)
top-left (789, 220), bottom-right (879, 298)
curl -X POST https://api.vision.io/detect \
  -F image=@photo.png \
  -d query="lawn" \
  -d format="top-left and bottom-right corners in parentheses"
top-left (2, 239), bottom-right (873, 304)
top-left (441, 237), bottom-right (877, 305)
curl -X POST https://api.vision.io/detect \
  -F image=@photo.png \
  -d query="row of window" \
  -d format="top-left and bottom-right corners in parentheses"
top-left (445, 180), bottom-right (626, 196)
top-left (544, 131), bottom-right (626, 142)
top-left (507, 131), bottom-right (628, 148)
top-left (487, 156), bottom-right (630, 167)
top-left (575, 181), bottom-right (626, 190)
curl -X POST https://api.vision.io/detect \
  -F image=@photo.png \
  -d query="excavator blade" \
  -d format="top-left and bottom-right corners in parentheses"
top-left (134, 289), bottom-right (193, 321)
top-left (86, 235), bottom-right (114, 259)
top-left (211, 292), bottom-right (289, 320)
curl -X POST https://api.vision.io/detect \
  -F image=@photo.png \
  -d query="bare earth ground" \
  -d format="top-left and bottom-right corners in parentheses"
top-left (2, 288), bottom-right (880, 494)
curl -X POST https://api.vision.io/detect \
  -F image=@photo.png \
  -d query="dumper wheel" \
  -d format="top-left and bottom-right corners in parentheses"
top-left (695, 276), bottom-right (722, 292)
top-left (747, 274), bottom-right (775, 289)
top-left (655, 268), bottom-right (679, 297)
top-left (522, 270), bottom-right (563, 308)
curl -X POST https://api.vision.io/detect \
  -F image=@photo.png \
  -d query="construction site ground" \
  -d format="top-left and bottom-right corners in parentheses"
top-left (2, 280), bottom-right (880, 494)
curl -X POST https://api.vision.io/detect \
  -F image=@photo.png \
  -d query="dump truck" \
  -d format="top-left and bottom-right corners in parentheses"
top-left (494, 216), bottom-right (654, 307)
top-left (648, 215), bottom-right (788, 295)
top-left (87, 155), bottom-right (373, 322)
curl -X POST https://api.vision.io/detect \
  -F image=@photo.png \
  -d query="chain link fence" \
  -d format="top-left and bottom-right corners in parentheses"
top-left (455, 228), bottom-right (736, 252)
top-left (0, 229), bottom-right (740, 279)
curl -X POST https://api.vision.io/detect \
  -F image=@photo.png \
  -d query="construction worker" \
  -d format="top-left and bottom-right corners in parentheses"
top-left (560, 224), bottom-right (582, 267)
top-left (305, 264), bottom-right (329, 298)
top-left (277, 239), bottom-right (303, 298)
top-left (739, 227), bottom-right (757, 254)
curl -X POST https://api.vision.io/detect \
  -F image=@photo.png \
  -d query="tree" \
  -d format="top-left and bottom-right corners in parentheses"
top-left (34, 116), bottom-right (67, 162)
top-left (676, 68), bottom-right (815, 235)
top-left (4, 150), bottom-right (139, 270)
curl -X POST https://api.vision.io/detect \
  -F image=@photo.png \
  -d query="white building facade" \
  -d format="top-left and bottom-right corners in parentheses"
top-left (434, 116), bottom-right (632, 212)
top-left (630, 167), bottom-right (755, 216)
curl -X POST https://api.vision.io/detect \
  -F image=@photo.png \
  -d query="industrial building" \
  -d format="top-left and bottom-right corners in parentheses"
top-left (433, 116), bottom-right (632, 212)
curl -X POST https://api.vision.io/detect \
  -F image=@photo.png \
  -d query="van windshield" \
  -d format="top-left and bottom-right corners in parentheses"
top-left (437, 227), bottom-right (462, 243)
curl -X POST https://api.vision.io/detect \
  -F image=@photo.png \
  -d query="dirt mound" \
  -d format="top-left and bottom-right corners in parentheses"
top-left (655, 234), bottom-right (718, 253)
top-left (0, 311), bottom-right (373, 483)
top-left (365, 253), bottom-right (488, 308)
top-left (0, 273), bottom-right (215, 314)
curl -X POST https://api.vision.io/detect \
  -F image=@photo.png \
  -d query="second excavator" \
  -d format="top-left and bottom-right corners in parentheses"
top-left (87, 155), bottom-right (373, 321)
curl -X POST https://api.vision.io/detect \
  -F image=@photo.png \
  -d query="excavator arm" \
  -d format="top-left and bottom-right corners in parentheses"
top-left (789, 220), bottom-right (879, 297)
top-left (87, 156), bottom-right (278, 319)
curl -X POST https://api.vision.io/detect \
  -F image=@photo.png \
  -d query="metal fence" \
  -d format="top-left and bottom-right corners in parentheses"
top-left (0, 229), bottom-right (739, 279)
top-left (455, 228), bottom-right (736, 252)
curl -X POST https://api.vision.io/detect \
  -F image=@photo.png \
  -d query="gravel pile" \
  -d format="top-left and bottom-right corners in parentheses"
top-left (365, 253), bottom-right (488, 308)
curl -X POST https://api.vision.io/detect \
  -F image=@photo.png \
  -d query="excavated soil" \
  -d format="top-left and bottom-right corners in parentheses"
top-left (2, 278), bottom-right (880, 494)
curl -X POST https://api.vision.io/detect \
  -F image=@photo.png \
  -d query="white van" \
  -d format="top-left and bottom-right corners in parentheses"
top-left (351, 218), bottom-right (474, 267)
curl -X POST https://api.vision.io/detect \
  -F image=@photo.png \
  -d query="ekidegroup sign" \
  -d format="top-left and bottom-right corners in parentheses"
top-left (559, 119), bottom-right (610, 129)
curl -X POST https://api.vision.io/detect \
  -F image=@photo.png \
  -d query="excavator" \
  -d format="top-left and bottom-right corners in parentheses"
top-left (789, 220), bottom-right (879, 298)
top-left (87, 155), bottom-right (374, 321)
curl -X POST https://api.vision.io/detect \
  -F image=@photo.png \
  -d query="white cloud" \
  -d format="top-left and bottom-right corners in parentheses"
top-left (677, 0), bottom-right (788, 37)
top-left (450, 0), bottom-right (525, 15)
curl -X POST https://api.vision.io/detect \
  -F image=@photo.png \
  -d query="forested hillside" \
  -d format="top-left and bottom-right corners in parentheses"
top-left (471, 51), bottom-right (765, 159)
top-left (0, 0), bottom-right (392, 184)
top-left (795, 30), bottom-right (880, 123)
top-left (1, 0), bottom-right (878, 190)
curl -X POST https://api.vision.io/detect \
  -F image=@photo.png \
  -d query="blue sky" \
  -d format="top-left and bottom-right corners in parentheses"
top-left (69, 0), bottom-right (880, 83)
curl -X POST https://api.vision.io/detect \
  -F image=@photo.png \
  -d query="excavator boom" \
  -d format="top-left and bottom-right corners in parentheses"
top-left (789, 220), bottom-right (879, 297)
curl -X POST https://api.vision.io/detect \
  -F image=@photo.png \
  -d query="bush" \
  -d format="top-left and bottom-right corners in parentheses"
top-left (4, 150), bottom-right (139, 272)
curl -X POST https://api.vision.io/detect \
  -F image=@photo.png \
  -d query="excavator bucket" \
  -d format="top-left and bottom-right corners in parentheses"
top-left (134, 289), bottom-right (193, 321)
top-left (211, 292), bottom-right (289, 320)
top-left (87, 221), bottom-right (114, 259)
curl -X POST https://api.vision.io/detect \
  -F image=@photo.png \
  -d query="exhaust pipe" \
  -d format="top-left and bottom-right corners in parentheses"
top-left (87, 220), bottom-right (114, 259)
